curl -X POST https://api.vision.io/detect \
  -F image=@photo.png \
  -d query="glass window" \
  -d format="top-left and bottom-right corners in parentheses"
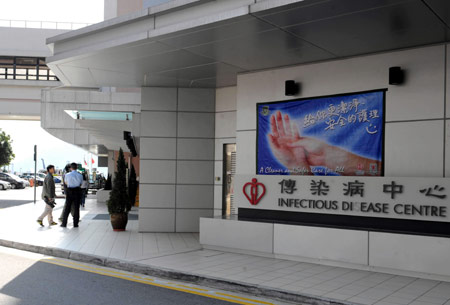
top-left (0, 57), bottom-right (13, 65)
top-left (0, 56), bottom-right (56, 81)
top-left (16, 57), bottom-right (37, 66)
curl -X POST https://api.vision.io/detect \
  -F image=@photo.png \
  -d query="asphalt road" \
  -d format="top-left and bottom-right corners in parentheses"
top-left (0, 247), bottom-right (290, 305)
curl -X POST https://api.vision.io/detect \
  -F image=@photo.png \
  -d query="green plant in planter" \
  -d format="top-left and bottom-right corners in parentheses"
top-left (107, 148), bottom-right (131, 231)
top-left (104, 174), bottom-right (112, 190)
top-left (128, 164), bottom-right (138, 206)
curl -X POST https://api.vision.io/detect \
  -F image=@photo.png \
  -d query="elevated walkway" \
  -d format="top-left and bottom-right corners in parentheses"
top-left (0, 26), bottom-right (67, 120)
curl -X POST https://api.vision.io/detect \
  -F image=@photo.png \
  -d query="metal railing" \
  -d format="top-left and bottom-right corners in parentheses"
top-left (0, 19), bottom-right (92, 30)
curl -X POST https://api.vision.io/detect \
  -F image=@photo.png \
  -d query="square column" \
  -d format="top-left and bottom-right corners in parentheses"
top-left (139, 87), bottom-right (215, 232)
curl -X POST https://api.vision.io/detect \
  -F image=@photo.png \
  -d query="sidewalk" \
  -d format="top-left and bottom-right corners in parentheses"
top-left (1, 191), bottom-right (450, 305)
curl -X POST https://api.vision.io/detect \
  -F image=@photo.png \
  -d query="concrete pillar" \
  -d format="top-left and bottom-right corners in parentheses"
top-left (107, 150), bottom-right (115, 177)
top-left (139, 88), bottom-right (215, 232)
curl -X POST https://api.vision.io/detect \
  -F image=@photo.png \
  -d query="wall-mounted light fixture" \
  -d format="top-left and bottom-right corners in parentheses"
top-left (389, 66), bottom-right (404, 85)
top-left (285, 80), bottom-right (300, 96)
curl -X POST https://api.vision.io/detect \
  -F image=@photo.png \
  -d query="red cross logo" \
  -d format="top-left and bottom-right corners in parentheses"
top-left (243, 178), bottom-right (266, 205)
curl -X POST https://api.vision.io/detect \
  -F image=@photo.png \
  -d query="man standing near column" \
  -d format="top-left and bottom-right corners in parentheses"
top-left (61, 163), bottom-right (83, 228)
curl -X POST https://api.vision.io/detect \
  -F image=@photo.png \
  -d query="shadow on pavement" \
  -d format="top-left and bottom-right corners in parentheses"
top-left (0, 200), bottom-right (33, 209)
top-left (0, 260), bottom-right (234, 305)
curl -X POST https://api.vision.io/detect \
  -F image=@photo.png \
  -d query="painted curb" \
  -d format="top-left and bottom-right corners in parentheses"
top-left (0, 238), bottom-right (355, 305)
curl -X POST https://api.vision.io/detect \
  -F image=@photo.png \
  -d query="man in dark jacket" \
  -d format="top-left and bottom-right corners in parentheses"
top-left (37, 165), bottom-right (58, 226)
top-left (59, 164), bottom-right (74, 222)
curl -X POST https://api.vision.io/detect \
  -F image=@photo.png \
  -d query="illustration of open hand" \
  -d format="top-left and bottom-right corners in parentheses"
top-left (268, 111), bottom-right (309, 173)
top-left (268, 111), bottom-right (381, 175)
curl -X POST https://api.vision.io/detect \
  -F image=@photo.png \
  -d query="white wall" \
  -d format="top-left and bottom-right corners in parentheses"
top-left (236, 44), bottom-right (448, 178)
top-left (0, 27), bottom-right (68, 57)
top-left (213, 86), bottom-right (237, 216)
top-left (200, 219), bottom-right (450, 280)
top-left (139, 87), bottom-right (215, 232)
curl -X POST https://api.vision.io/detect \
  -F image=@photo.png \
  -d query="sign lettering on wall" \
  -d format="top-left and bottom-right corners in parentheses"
top-left (236, 175), bottom-right (450, 224)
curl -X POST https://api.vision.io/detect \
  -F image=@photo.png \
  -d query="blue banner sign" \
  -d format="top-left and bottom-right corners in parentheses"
top-left (257, 90), bottom-right (385, 176)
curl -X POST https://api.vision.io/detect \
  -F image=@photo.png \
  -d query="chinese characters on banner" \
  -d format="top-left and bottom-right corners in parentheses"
top-left (257, 90), bottom-right (384, 176)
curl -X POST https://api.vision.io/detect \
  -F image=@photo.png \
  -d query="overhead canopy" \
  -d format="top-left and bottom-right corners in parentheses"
top-left (46, 0), bottom-right (450, 88)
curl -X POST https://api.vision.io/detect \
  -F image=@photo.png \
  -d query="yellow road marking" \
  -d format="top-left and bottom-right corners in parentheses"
top-left (41, 258), bottom-right (151, 279)
top-left (216, 292), bottom-right (274, 305)
top-left (41, 258), bottom-right (274, 305)
top-left (175, 284), bottom-right (209, 292)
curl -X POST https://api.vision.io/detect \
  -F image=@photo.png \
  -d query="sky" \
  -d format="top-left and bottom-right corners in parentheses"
top-left (0, 121), bottom-right (98, 173)
top-left (0, 1), bottom-right (104, 173)
top-left (0, 0), bottom-right (104, 24)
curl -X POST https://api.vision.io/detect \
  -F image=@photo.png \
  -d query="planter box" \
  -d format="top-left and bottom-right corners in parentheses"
top-left (96, 189), bottom-right (111, 203)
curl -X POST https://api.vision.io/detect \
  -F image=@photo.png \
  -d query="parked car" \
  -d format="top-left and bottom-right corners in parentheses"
top-left (36, 177), bottom-right (44, 186)
top-left (53, 176), bottom-right (62, 183)
top-left (20, 175), bottom-right (34, 185)
top-left (0, 180), bottom-right (11, 190)
top-left (16, 175), bottom-right (30, 187)
top-left (0, 173), bottom-right (25, 189)
top-left (88, 174), bottom-right (105, 192)
top-left (22, 173), bottom-right (44, 186)
top-left (21, 178), bottom-right (30, 187)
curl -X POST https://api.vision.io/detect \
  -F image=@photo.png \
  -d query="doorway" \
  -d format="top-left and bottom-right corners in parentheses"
top-left (222, 143), bottom-right (236, 216)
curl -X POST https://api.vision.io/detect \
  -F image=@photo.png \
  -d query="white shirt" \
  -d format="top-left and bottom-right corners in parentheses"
top-left (81, 180), bottom-right (88, 189)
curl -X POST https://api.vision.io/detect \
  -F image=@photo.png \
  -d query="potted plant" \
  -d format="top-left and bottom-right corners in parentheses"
top-left (128, 164), bottom-right (138, 207)
top-left (107, 148), bottom-right (131, 231)
top-left (104, 174), bottom-right (112, 190)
